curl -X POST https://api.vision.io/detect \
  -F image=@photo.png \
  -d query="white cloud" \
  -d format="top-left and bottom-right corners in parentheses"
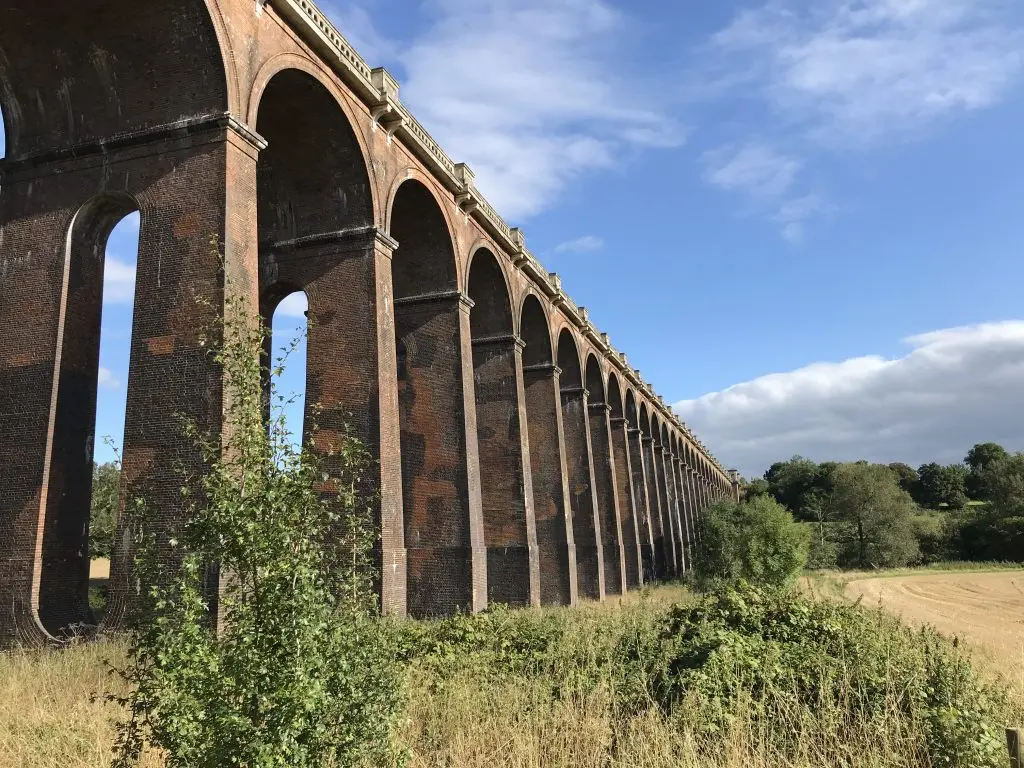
top-left (713, 0), bottom-right (1024, 145)
top-left (701, 0), bottom-right (1024, 237)
top-left (103, 257), bottom-right (136, 304)
top-left (702, 142), bottom-right (830, 242)
top-left (97, 367), bottom-right (120, 390)
top-left (674, 321), bottom-right (1024, 478)
top-left (554, 235), bottom-right (604, 254)
top-left (275, 292), bottom-right (309, 319)
top-left (330, 0), bottom-right (685, 221)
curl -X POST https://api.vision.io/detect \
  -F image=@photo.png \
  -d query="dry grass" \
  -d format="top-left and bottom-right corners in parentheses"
top-left (1, 577), bottom-right (1020, 767)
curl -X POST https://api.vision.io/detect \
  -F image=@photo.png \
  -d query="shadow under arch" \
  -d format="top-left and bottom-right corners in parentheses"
top-left (389, 178), bottom-right (481, 617)
top-left (0, 0), bottom-right (229, 160)
top-left (585, 355), bottom-right (624, 595)
top-left (520, 302), bottom-right (575, 606)
top-left (468, 248), bottom-right (537, 607)
top-left (638, 401), bottom-right (669, 580)
top-left (32, 192), bottom-right (141, 640)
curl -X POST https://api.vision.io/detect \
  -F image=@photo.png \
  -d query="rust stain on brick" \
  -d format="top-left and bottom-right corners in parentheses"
top-left (172, 211), bottom-right (203, 239)
top-left (145, 335), bottom-right (175, 356)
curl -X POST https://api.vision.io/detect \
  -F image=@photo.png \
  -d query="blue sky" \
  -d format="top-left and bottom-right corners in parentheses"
top-left (4, 0), bottom-right (1024, 477)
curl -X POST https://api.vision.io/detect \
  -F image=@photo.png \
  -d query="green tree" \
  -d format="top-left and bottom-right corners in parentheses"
top-left (827, 462), bottom-right (920, 568)
top-left (743, 478), bottom-right (771, 498)
top-left (887, 462), bottom-right (919, 497)
top-left (917, 462), bottom-right (968, 509)
top-left (90, 462), bottom-right (120, 559)
top-left (112, 284), bottom-right (401, 768)
top-left (692, 495), bottom-right (809, 590)
top-left (965, 442), bottom-right (1009, 501)
top-left (763, 456), bottom-right (820, 521)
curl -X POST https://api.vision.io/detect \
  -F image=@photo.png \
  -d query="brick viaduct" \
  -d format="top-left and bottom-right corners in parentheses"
top-left (0, 0), bottom-right (740, 645)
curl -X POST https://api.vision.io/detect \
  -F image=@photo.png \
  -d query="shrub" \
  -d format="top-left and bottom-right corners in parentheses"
top-left (692, 496), bottom-right (809, 590)
top-left (615, 584), bottom-right (1011, 767)
top-left (110, 278), bottom-right (401, 768)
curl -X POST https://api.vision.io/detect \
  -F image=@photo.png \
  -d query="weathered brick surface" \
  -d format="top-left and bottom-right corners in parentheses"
top-left (0, 0), bottom-right (734, 645)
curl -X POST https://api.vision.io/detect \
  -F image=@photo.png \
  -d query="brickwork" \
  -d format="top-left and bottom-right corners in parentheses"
top-left (0, 0), bottom-right (735, 645)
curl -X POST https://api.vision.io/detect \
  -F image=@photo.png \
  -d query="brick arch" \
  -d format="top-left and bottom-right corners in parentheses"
top-left (625, 389), bottom-right (639, 428)
top-left (556, 329), bottom-right (583, 389)
top-left (385, 171), bottom-right (460, 276)
top-left (520, 295), bottom-right (554, 369)
top-left (30, 191), bottom-right (142, 640)
top-left (255, 68), bottom-right (373, 246)
top-left (585, 354), bottom-right (607, 405)
top-left (606, 371), bottom-right (625, 418)
top-left (390, 179), bottom-right (458, 298)
top-left (0, 1), bottom-right (229, 159)
top-left (469, 246), bottom-right (535, 607)
top-left (467, 247), bottom-right (514, 338)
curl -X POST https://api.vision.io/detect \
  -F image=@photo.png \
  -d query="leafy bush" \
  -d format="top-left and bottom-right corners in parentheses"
top-left (111, 282), bottom-right (401, 768)
top-left (692, 496), bottom-right (809, 590)
top-left (615, 585), bottom-right (1011, 767)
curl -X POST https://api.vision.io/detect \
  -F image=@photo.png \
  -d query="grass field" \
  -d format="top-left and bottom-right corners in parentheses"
top-left (3, 570), bottom-right (1022, 767)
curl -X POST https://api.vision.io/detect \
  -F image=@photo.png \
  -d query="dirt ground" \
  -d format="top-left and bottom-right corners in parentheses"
top-left (846, 570), bottom-right (1024, 685)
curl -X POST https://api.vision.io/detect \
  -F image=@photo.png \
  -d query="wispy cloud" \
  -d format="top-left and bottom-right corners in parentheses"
top-left (713, 0), bottom-right (1024, 145)
top-left (103, 257), bottom-right (136, 304)
top-left (674, 321), bottom-right (1024, 477)
top-left (275, 292), bottom-right (309, 319)
top-left (326, 0), bottom-right (685, 221)
top-left (97, 367), bottom-right (120, 390)
top-left (554, 235), bottom-right (604, 255)
top-left (701, 0), bottom-right (1024, 238)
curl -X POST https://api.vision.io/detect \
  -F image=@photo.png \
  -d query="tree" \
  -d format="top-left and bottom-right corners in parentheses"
top-left (888, 462), bottom-right (919, 497)
top-left (764, 456), bottom-right (820, 521)
top-left (112, 282), bottom-right (401, 768)
top-left (692, 495), bottom-right (809, 590)
top-left (965, 442), bottom-right (1009, 501)
top-left (827, 462), bottom-right (920, 569)
top-left (744, 478), bottom-right (771, 498)
top-left (917, 462), bottom-right (968, 509)
top-left (90, 462), bottom-right (120, 559)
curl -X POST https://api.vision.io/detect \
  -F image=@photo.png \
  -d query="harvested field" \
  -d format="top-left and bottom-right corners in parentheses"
top-left (845, 570), bottom-right (1024, 687)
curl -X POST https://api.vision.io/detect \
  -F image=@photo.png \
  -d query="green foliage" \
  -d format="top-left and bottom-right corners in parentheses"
top-left (913, 512), bottom-right (951, 565)
top-left (827, 462), bottom-right (920, 568)
top-left (917, 462), bottom-right (968, 510)
top-left (89, 462), bottom-right (120, 559)
top-left (692, 496), bottom-right (809, 590)
top-left (397, 585), bottom-right (1014, 768)
top-left (888, 461), bottom-right (919, 496)
top-left (110, 278), bottom-right (402, 768)
top-left (615, 585), bottom-right (1010, 767)
top-left (965, 442), bottom-right (1010, 501)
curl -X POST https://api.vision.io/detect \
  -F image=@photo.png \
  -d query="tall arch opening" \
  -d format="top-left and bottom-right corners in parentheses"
top-left (264, 290), bottom-right (309, 450)
top-left (554, 329), bottom-right (601, 601)
top-left (35, 194), bottom-right (140, 638)
top-left (607, 374), bottom-right (640, 588)
top-left (654, 420), bottom-right (679, 575)
top-left (625, 391), bottom-right (654, 583)
top-left (389, 179), bottom-right (478, 616)
top-left (255, 69), bottom-right (408, 608)
top-left (468, 250), bottom-right (536, 607)
top-left (585, 355), bottom-right (623, 595)
top-left (519, 303), bottom-right (574, 606)
top-left (640, 405), bottom-right (668, 580)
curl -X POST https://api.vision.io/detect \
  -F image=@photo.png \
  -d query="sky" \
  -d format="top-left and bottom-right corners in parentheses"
top-left (4, 0), bottom-right (1024, 479)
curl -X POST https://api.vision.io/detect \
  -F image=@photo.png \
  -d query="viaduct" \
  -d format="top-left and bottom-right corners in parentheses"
top-left (0, 0), bottom-right (740, 646)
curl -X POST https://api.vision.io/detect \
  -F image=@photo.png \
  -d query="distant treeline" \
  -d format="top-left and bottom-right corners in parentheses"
top-left (743, 443), bottom-right (1024, 569)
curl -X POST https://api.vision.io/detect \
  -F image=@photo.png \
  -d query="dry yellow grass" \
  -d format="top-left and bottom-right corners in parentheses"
top-left (845, 569), bottom-right (1024, 702)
